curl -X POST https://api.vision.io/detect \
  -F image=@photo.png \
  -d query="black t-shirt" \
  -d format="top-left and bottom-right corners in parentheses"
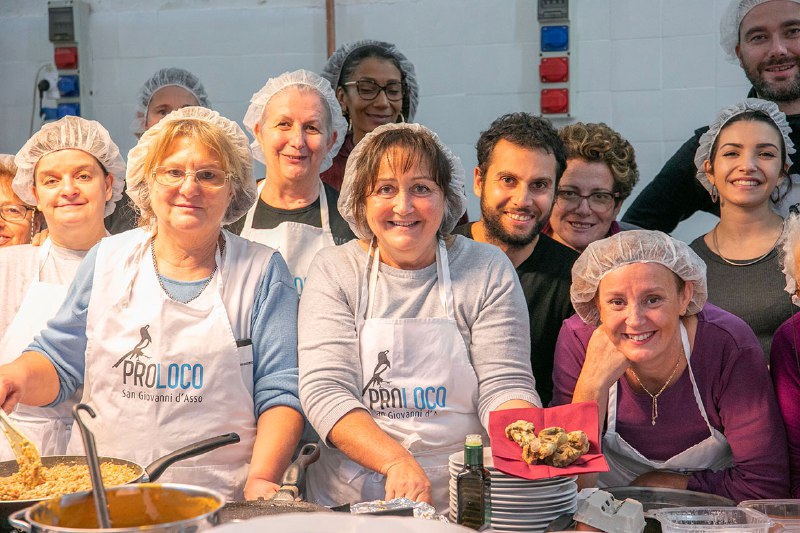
top-left (228, 182), bottom-right (356, 244)
top-left (452, 223), bottom-right (578, 406)
top-left (622, 88), bottom-right (800, 232)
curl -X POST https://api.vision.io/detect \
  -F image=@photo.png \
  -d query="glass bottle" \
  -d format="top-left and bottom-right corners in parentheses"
top-left (456, 434), bottom-right (491, 530)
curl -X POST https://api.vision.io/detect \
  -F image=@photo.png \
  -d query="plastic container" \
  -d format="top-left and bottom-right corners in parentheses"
top-left (655, 507), bottom-right (772, 532)
top-left (739, 500), bottom-right (800, 532)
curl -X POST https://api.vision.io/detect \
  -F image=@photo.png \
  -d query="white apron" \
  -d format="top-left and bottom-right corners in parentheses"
top-left (0, 240), bottom-right (75, 460)
top-left (240, 179), bottom-right (334, 296)
top-left (307, 239), bottom-right (484, 514)
top-left (66, 229), bottom-right (268, 500)
top-left (599, 323), bottom-right (733, 487)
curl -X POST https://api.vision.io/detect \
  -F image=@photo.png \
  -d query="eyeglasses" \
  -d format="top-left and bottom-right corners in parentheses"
top-left (343, 80), bottom-right (404, 101)
top-left (555, 189), bottom-right (619, 212)
top-left (0, 204), bottom-right (35, 223)
top-left (152, 167), bottom-right (231, 189)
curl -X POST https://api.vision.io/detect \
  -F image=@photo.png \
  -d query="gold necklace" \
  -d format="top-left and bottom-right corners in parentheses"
top-left (711, 221), bottom-right (783, 267)
top-left (629, 348), bottom-right (684, 426)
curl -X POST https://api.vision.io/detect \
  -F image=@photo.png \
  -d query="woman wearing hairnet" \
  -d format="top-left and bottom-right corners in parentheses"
top-left (689, 99), bottom-right (795, 361)
top-left (235, 69), bottom-right (354, 295)
top-left (0, 116), bottom-right (123, 461)
top-left (105, 67), bottom-right (211, 234)
top-left (0, 154), bottom-right (42, 248)
top-left (298, 123), bottom-right (539, 512)
top-left (770, 214), bottom-right (800, 498)
top-left (320, 40), bottom-right (419, 191)
top-left (0, 107), bottom-right (302, 500)
top-left (552, 230), bottom-right (789, 502)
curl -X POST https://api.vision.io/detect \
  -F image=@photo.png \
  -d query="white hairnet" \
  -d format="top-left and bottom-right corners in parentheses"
top-left (126, 106), bottom-right (256, 225)
top-left (781, 214), bottom-right (800, 306)
top-left (242, 69), bottom-right (346, 173)
top-left (694, 98), bottom-right (795, 196)
top-left (322, 39), bottom-right (419, 122)
top-left (13, 116), bottom-right (125, 217)
top-left (571, 230), bottom-right (708, 325)
top-left (0, 154), bottom-right (15, 173)
top-left (720, 0), bottom-right (800, 61)
top-left (338, 122), bottom-right (466, 240)
top-left (131, 67), bottom-right (211, 136)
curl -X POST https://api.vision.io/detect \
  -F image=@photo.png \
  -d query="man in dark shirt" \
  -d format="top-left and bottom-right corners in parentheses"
top-left (623, 0), bottom-right (800, 232)
top-left (453, 112), bottom-right (579, 405)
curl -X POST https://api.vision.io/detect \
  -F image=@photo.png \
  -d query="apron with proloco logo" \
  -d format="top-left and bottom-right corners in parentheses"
top-left (240, 179), bottom-right (334, 295)
top-left (0, 239), bottom-right (76, 460)
top-left (307, 239), bottom-right (484, 514)
top-left (600, 322), bottom-right (733, 487)
top-left (66, 228), bottom-right (270, 500)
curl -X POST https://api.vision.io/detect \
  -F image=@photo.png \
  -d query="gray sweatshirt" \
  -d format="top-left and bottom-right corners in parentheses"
top-left (298, 236), bottom-right (541, 442)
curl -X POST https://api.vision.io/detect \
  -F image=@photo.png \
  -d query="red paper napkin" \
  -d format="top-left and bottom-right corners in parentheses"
top-left (488, 402), bottom-right (609, 480)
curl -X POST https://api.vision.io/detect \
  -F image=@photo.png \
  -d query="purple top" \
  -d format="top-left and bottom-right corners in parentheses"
top-left (770, 312), bottom-right (800, 498)
top-left (552, 305), bottom-right (789, 502)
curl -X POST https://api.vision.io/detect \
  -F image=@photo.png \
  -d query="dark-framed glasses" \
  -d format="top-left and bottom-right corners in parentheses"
top-left (343, 80), bottom-right (404, 101)
top-left (0, 203), bottom-right (35, 222)
top-left (152, 167), bottom-right (231, 189)
top-left (555, 189), bottom-right (619, 212)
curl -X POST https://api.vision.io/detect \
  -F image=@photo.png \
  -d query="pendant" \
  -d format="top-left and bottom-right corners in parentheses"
top-left (651, 398), bottom-right (658, 426)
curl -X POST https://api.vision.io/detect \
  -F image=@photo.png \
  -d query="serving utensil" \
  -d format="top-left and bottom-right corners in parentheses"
top-left (0, 409), bottom-right (41, 468)
top-left (72, 404), bottom-right (111, 529)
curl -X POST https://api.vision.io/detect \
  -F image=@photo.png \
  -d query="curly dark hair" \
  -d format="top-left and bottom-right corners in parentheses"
top-left (559, 122), bottom-right (639, 200)
top-left (476, 112), bottom-right (567, 183)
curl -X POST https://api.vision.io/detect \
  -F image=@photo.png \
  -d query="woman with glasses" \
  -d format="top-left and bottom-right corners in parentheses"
top-left (0, 117), bottom-right (124, 460)
top-left (320, 40), bottom-right (419, 191)
top-left (0, 154), bottom-right (42, 248)
top-left (236, 70), bottom-right (353, 296)
top-left (545, 122), bottom-right (640, 252)
top-left (0, 107), bottom-right (302, 500)
top-left (690, 99), bottom-right (794, 360)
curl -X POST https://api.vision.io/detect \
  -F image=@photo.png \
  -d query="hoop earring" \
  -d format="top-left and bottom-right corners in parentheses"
top-left (398, 112), bottom-right (405, 124)
top-left (710, 184), bottom-right (719, 203)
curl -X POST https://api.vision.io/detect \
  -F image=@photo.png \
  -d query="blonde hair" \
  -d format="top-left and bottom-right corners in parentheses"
top-left (132, 119), bottom-right (252, 227)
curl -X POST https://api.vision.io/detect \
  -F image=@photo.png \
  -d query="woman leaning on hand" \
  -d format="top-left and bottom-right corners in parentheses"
top-left (298, 123), bottom-right (540, 513)
top-left (0, 107), bottom-right (302, 500)
top-left (551, 230), bottom-right (789, 502)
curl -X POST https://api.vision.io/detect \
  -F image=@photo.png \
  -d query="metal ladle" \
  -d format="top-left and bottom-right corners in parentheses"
top-left (72, 403), bottom-right (111, 529)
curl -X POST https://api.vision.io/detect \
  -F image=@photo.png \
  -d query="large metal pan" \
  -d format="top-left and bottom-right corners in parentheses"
top-left (0, 432), bottom-right (239, 529)
top-left (218, 442), bottom-right (333, 522)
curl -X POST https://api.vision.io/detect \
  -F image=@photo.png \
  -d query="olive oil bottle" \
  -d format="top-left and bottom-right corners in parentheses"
top-left (456, 434), bottom-right (491, 530)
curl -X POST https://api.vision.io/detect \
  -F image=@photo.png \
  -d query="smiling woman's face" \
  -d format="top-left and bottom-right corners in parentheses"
top-left (338, 57), bottom-right (403, 144)
top-left (150, 135), bottom-right (232, 235)
top-left (33, 149), bottom-right (112, 233)
top-left (0, 176), bottom-right (34, 247)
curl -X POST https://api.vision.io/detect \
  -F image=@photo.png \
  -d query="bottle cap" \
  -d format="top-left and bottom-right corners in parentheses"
top-left (465, 434), bottom-right (482, 446)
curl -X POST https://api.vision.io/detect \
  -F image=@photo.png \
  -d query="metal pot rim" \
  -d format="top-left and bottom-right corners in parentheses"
top-left (11, 483), bottom-right (225, 533)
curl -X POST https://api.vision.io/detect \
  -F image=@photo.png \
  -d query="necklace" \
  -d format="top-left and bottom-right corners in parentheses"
top-left (629, 347), bottom-right (684, 426)
top-left (151, 237), bottom-right (218, 303)
top-left (711, 221), bottom-right (784, 267)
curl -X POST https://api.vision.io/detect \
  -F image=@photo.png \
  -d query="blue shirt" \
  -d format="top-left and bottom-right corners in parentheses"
top-left (28, 242), bottom-right (301, 417)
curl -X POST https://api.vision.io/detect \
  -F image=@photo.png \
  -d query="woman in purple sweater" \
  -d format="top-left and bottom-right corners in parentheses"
top-left (552, 230), bottom-right (788, 502)
top-left (771, 213), bottom-right (800, 498)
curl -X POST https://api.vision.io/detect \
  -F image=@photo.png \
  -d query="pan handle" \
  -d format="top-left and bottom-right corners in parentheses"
top-left (144, 432), bottom-right (240, 482)
top-left (279, 443), bottom-right (320, 489)
top-left (8, 509), bottom-right (31, 533)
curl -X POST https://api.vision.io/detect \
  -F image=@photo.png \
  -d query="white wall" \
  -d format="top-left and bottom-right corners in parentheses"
top-left (0, 0), bottom-right (750, 242)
